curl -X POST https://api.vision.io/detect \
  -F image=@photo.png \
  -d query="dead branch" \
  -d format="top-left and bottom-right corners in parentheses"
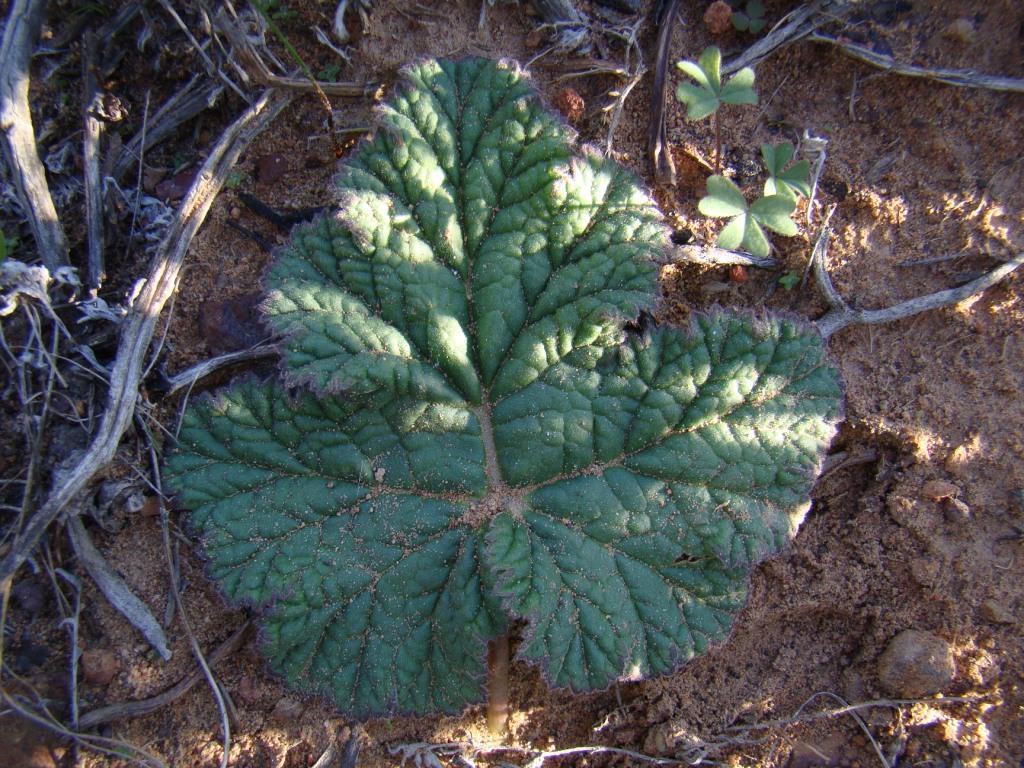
top-left (0, 88), bottom-right (294, 586)
top-left (111, 77), bottom-right (225, 183)
top-left (66, 515), bottom-right (171, 660)
top-left (809, 33), bottom-right (1024, 94)
top-left (82, 30), bottom-right (105, 295)
top-left (55, 569), bottom-right (83, 730)
top-left (721, 0), bottom-right (839, 75)
top-left (250, 74), bottom-right (377, 98)
top-left (0, 687), bottom-right (165, 766)
top-left (0, 0), bottom-right (70, 270)
top-left (138, 417), bottom-right (233, 768)
top-left (392, 741), bottom-right (684, 768)
top-left (603, 16), bottom-right (647, 156)
top-left (820, 447), bottom-right (879, 480)
top-left (647, 0), bottom-right (680, 186)
top-left (77, 622), bottom-right (251, 729)
top-left (1, 571), bottom-right (162, 765)
top-left (531, 0), bottom-right (591, 52)
top-left (726, 694), bottom-right (979, 735)
top-left (155, 0), bottom-right (247, 102)
top-left (718, 0), bottom-right (1024, 95)
top-left (814, 248), bottom-right (1024, 339)
top-left (212, 9), bottom-right (376, 99)
top-left (668, 244), bottom-right (778, 269)
top-left (164, 344), bottom-right (277, 396)
top-left (521, 746), bottom-right (681, 767)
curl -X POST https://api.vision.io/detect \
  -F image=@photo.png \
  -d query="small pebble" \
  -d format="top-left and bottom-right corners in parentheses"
top-left (943, 496), bottom-right (971, 522)
top-left (877, 629), bottom-right (955, 697)
top-left (979, 599), bottom-right (1015, 625)
top-left (81, 648), bottom-right (119, 686)
top-left (11, 579), bottom-right (46, 614)
top-left (728, 264), bottom-right (748, 284)
top-left (943, 18), bottom-right (975, 45)
top-left (236, 674), bottom-right (263, 706)
top-left (257, 154), bottom-right (289, 185)
top-left (155, 169), bottom-right (197, 202)
top-left (921, 479), bottom-right (959, 501)
top-left (553, 88), bottom-right (585, 124)
top-left (272, 697), bottom-right (305, 721)
top-left (230, 206), bottom-right (242, 220)
top-left (703, 0), bottom-right (733, 36)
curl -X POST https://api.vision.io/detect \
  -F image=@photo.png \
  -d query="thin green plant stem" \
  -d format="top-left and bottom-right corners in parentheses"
top-left (714, 110), bottom-right (722, 174)
top-left (250, 0), bottom-right (342, 157)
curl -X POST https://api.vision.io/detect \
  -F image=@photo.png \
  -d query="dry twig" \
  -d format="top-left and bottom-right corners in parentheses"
top-left (531, 0), bottom-right (591, 52)
top-left (718, 0), bottom-right (1024, 96)
top-left (66, 515), bottom-right (172, 660)
top-left (598, 15), bottom-right (646, 156)
top-left (0, 88), bottom-right (294, 586)
top-left (1, 578), bottom-right (163, 766)
top-left (111, 77), bottom-right (225, 183)
top-left (212, 6), bottom-right (376, 99)
top-left (721, 0), bottom-right (839, 75)
top-left (164, 343), bottom-right (278, 396)
top-left (0, 0), bottom-right (70, 270)
top-left (669, 244), bottom-right (778, 269)
top-left (82, 30), bottom-right (105, 295)
top-left (137, 413), bottom-right (235, 768)
top-left (0, 686), bottom-right (165, 766)
top-left (809, 33), bottom-right (1024, 94)
top-left (78, 622), bottom-right (251, 729)
top-left (813, 241), bottom-right (1024, 339)
top-left (155, 0), bottom-right (247, 101)
top-left (55, 569), bottom-right (83, 731)
top-left (647, 0), bottom-right (681, 186)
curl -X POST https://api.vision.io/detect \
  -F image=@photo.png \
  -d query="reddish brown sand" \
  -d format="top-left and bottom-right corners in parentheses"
top-left (3, 1), bottom-right (1022, 766)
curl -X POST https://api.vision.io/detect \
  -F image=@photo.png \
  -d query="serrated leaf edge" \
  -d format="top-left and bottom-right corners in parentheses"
top-left (484, 309), bottom-right (843, 693)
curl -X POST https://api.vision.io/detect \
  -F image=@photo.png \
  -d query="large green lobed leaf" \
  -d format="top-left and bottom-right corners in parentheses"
top-left (165, 58), bottom-right (842, 717)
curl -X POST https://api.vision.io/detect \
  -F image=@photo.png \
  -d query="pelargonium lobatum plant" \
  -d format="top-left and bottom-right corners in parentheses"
top-left (165, 57), bottom-right (843, 730)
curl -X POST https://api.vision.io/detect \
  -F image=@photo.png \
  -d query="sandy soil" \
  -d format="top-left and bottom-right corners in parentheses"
top-left (3, 1), bottom-right (1023, 767)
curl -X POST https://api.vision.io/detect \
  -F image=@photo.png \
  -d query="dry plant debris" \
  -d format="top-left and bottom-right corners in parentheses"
top-left (0, 1), bottom-right (1022, 766)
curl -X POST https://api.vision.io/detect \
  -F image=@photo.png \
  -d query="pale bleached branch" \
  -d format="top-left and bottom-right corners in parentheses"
top-left (77, 622), bottom-right (250, 729)
top-left (66, 515), bottom-right (171, 660)
top-left (814, 250), bottom-right (1024, 339)
top-left (0, 0), bottom-right (69, 269)
top-left (0, 88), bottom-right (294, 585)
top-left (164, 344), bottom-right (277, 396)
top-left (809, 33), bottom-right (1024, 94)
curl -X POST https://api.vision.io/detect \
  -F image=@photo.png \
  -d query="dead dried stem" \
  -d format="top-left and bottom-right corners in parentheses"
top-left (0, 0), bottom-right (69, 270)
top-left (0, 88), bottom-right (294, 585)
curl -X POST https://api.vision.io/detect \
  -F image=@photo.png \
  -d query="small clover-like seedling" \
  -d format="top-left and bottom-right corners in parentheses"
top-left (762, 141), bottom-right (811, 201)
top-left (675, 46), bottom-right (757, 172)
top-left (166, 58), bottom-right (841, 726)
top-left (0, 229), bottom-right (15, 263)
top-left (223, 170), bottom-right (246, 190)
top-left (731, 0), bottom-right (766, 34)
top-left (675, 46), bottom-right (757, 120)
top-left (700, 174), bottom-right (798, 257)
top-left (778, 271), bottom-right (802, 291)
